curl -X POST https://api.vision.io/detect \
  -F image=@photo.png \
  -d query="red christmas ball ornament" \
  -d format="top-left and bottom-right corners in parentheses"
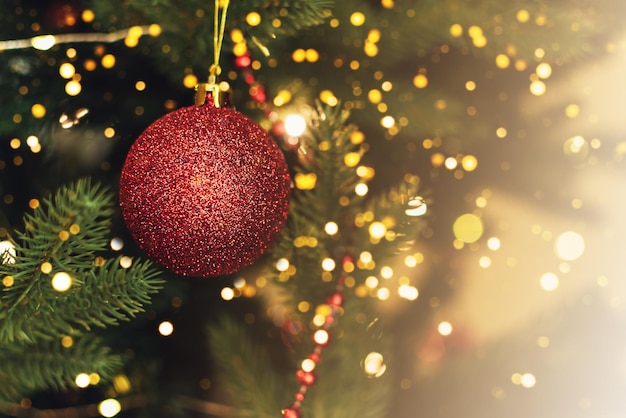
top-left (119, 92), bottom-right (290, 277)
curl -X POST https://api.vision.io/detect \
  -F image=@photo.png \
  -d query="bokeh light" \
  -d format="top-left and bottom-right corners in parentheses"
top-left (98, 399), bottom-right (121, 418)
top-left (158, 321), bottom-right (174, 336)
top-left (555, 231), bottom-right (585, 261)
top-left (284, 114), bottom-right (306, 136)
top-left (453, 213), bottom-right (484, 243)
top-left (51, 272), bottom-right (72, 292)
top-left (438, 321), bottom-right (453, 336)
top-left (540, 272), bottom-right (559, 291)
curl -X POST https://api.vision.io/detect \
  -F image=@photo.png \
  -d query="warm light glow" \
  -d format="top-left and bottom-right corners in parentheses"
top-left (444, 157), bottom-right (458, 170)
top-left (31, 35), bottom-right (56, 50)
top-left (110, 237), bottom-right (124, 251)
top-left (536, 63), bottom-right (552, 79)
top-left (119, 256), bottom-right (132, 268)
top-left (365, 276), bottom-right (379, 289)
top-left (82, 9), bottom-right (95, 23)
top-left (363, 352), bottom-right (386, 377)
top-left (101, 54), bottom-right (116, 69)
top-left (479, 256), bottom-right (491, 268)
top-left (0, 241), bottom-right (16, 264)
top-left (276, 258), bottom-right (290, 272)
top-left (380, 266), bottom-right (393, 279)
top-left (377, 287), bottom-right (391, 300)
top-left (313, 329), bottom-right (330, 345)
top-left (495, 54), bottom-right (510, 69)
top-left (453, 213), bottom-right (484, 243)
top-left (413, 74), bottom-right (428, 88)
top-left (461, 155), bottom-right (478, 171)
top-left (158, 321), bottom-right (174, 336)
top-left (449, 23), bottom-right (463, 37)
top-left (59, 63), bottom-right (76, 79)
top-left (324, 222), bottom-right (339, 235)
top-left (516, 9), bottom-right (530, 23)
top-left (65, 80), bottom-right (82, 96)
top-left (294, 172), bottom-right (317, 190)
top-left (555, 231), bottom-right (585, 261)
top-left (61, 336), bottom-right (74, 348)
top-left (529, 80), bottom-right (546, 96)
top-left (321, 258), bottom-right (336, 271)
top-left (284, 114), bottom-right (307, 137)
top-left (438, 321), bottom-right (453, 336)
top-left (183, 74), bottom-right (198, 88)
top-left (89, 373), bottom-right (100, 385)
top-left (350, 12), bottom-right (366, 26)
top-left (520, 373), bottom-right (536, 388)
top-left (51, 272), bottom-right (72, 292)
top-left (301, 358), bottom-right (316, 372)
top-left (246, 12), bottom-right (261, 26)
top-left (540, 272), bottom-right (559, 291)
top-left (75, 373), bottom-right (90, 388)
top-left (398, 284), bottom-right (418, 300)
top-left (221, 287), bottom-right (235, 300)
top-left (565, 104), bottom-right (580, 118)
top-left (381, 115), bottom-right (395, 128)
top-left (355, 183), bottom-right (369, 196)
top-left (98, 399), bottom-right (122, 418)
top-left (368, 222), bottom-right (387, 239)
top-left (405, 197), bottom-right (427, 216)
top-left (487, 237), bottom-right (501, 250)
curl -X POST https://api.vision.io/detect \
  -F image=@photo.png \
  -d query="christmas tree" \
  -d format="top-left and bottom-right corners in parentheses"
top-left (1, 0), bottom-right (624, 417)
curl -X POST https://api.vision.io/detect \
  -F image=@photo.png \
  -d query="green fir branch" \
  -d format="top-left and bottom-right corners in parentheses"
top-left (0, 179), bottom-right (163, 344)
top-left (0, 334), bottom-right (122, 401)
top-left (208, 318), bottom-right (287, 418)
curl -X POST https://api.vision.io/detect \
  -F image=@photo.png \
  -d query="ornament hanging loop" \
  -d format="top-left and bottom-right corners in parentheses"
top-left (195, 0), bottom-right (230, 107)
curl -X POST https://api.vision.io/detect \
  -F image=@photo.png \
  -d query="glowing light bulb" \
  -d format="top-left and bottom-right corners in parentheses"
top-left (276, 258), bottom-right (290, 271)
top-left (453, 213), bottom-right (484, 243)
top-left (540, 272), bottom-right (559, 291)
top-left (75, 373), bottom-right (90, 388)
top-left (520, 373), bottom-right (536, 388)
top-left (438, 321), bottom-right (453, 336)
top-left (31, 35), bottom-right (56, 50)
top-left (158, 321), bottom-right (174, 336)
top-left (555, 231), bottom-right (585, 261)
top-left (363, 352), bottom-right (386, 377)
top-left (51, 272), bottom-right (72, 292)
top-left (284, 114), bottom-right (306, 136)
top-left (98, 399), bottom-right (121, 418)
top-left (321, 258), bottom-right (336, 271)
top-left (221, 287), bottom-right (235, 300)
top-left (313, 329), bottom-right (330, 345)
top-left (368, 222), bottom-right (387, 239)
top-left (324, 222), bottom-right (339, 235)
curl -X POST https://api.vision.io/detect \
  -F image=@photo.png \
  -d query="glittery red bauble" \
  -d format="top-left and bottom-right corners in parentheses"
top-left (119, 100), bottom-right (290, 277)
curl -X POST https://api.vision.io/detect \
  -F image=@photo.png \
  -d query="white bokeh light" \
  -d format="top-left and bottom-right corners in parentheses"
top-left (555, 231), bottom-right (585, 261)
top-left (284, 114), bottom-right (306, 137)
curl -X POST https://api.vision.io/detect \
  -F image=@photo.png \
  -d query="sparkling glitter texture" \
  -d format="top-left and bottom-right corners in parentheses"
top-left (119, 100), bottom-right (291, 277)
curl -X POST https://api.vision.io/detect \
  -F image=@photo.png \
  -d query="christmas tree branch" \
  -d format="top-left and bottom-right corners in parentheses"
top-left (0, 179), bottom-right (162, 344)
top-left (0, 334), bottom-right (122, 400)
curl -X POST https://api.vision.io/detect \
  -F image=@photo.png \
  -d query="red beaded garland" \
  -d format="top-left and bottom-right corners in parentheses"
top-left (119, 99), bottom-right (291, 277)
top-left (282, 407), bottom-right (301, 418)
